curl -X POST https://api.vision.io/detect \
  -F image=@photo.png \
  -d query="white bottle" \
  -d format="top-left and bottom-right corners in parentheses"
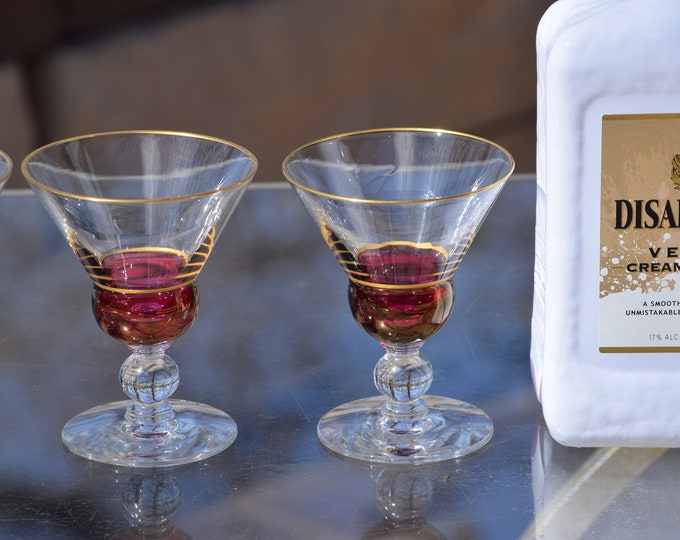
top-left (533, 0), bottom-right (680, 446)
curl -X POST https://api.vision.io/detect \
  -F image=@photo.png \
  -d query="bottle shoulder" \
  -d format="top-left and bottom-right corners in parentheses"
top-left (539, 0), bottom-right (680, 74)
top-left (539, 0), bottom-right (680, 49)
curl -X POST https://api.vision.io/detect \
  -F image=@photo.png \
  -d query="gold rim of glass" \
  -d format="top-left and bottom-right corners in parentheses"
top-left (0, 149), bottom-right (12, 189)
top-left (21, 129), bottom-right (258, 204)
top-left (282, 127), bottom-right (515, 205)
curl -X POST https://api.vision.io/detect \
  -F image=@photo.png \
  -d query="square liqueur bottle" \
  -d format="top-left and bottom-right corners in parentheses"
top-left (533, 0), bottom-right (680, 446)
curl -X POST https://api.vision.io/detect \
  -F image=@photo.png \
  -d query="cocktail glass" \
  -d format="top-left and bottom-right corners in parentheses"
top-left (283, 128), bottom-right (514, 463)
top-left (22, 131), bottom-right (257, 467)
top-left (0, 149), bottom-right (12, 189)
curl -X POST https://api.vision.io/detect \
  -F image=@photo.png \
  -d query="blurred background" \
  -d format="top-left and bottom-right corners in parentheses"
top-left (0, 0), bottom-right (552, 188)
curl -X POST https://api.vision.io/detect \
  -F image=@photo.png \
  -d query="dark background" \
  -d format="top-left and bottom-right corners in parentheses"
top-left (0, 0), bottom-right (552, 187)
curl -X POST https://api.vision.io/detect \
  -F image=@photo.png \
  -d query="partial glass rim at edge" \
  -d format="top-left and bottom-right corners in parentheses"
top-left (0, 148), bottom-right (12, 189)
top-left (21, 129), bottom-right (258, 204)
top-left (281, 127), bottom-right (516, 205)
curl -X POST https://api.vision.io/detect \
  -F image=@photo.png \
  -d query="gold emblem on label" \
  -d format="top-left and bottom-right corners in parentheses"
top-left (672, 154), bottom-right (680, 190)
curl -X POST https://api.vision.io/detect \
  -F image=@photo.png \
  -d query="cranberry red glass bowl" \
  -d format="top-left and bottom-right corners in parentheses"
top-left (283, 128), bottom-right (514, 463)
top-left (22, 130), bottom-right (257, 467)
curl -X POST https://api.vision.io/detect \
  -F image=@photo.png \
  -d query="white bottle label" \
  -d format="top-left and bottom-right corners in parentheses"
top-left (600, 114), bottom-right (680, 352)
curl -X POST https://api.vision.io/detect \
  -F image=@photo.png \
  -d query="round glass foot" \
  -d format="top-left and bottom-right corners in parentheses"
top-left (62, 399), bottom-right (237, 467)
top-left (317, 395), bottom-right (493, 464)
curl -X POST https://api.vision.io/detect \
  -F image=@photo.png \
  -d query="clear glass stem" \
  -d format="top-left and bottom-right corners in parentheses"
top-left (119, 345), bottom-right (180, 438)
top-left (62, 341), bottom-right (237, 467)
top-left (374, 345), bottom-right (433, 436)
top-left (317, 341), bottom-right (494, 463)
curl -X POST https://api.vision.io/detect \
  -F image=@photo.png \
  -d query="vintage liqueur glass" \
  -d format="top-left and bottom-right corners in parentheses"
top-left (0, 150), bottom-right (11, 190)
top-left (22, 131), bottom-right (257, 467)
top-left (283, 128), bottom-right (514, 463)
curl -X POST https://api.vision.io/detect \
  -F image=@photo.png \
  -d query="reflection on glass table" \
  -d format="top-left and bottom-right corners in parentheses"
top-left (0, 179), bottom-right (539, 538)
top-left (110, 470), bottom-right (190, 539)
top-left (528, 422), bottom-right (680, 539)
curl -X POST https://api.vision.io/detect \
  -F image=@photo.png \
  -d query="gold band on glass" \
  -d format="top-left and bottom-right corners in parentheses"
top-left (21, 130), bottom-right (258, 204)
top-left (282, 127), bottom-right (515, 205)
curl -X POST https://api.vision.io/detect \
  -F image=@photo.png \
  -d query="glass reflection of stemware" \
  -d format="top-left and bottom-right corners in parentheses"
top-left (22, 131), bottom-right (257, 467)
top-left (363, 467), bottom-right (446, 540)
top-left (111, 471), bottom-right (191, 539)
top-left (283, 128), bottom-right (514, 463)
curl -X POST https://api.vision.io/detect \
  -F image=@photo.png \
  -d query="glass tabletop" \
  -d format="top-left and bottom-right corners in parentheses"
top-left (1, 177), bottom-right (668, 539)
